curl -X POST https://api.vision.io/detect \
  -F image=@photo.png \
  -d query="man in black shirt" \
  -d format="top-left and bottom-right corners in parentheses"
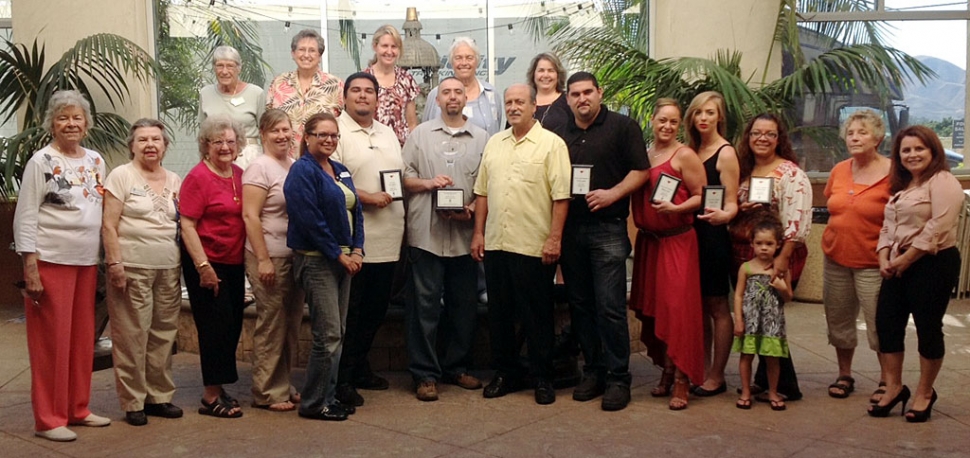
top-left (557, 72), bottom-right (649, 411)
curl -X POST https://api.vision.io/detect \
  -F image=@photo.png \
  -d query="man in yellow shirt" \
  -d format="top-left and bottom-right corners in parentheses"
top-left (471, 83), bottom-right (571, 405)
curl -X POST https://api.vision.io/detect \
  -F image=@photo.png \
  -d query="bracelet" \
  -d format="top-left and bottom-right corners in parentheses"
top-left (196, 261), bottom-right (211, 269)
top-left (107, 261), bottom-right (123, 267)
top-left (351, 252), bottom-right (364, 259)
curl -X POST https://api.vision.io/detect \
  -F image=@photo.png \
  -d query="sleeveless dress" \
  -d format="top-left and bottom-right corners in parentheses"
top-left (731, 267), bottom-right (790, 357)
top-left (693, 144), bottom-right (734, 297)
top-left (629, 155), bottom-right (705, 384)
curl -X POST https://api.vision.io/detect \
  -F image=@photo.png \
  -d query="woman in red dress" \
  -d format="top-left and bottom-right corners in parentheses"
top-left (630, 99), bottom-right (707, 410)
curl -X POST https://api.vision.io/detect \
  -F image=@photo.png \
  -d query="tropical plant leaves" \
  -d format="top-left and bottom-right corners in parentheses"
top-left (0, 34), bottom-right (156, 197)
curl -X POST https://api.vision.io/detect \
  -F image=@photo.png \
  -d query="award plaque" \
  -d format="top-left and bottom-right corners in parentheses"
top-left (651, 173), bottom-right (682, 203)
top-left (571, 164), bottom-right (593, 196)
top-left (434, 188), bottom-right (465, 211)
top-left (748, 177), bottom-right (774, 204)
top-left (380, 169), bottom-right (404, 200)
top-left (702, 185), bottom-right (725, 211)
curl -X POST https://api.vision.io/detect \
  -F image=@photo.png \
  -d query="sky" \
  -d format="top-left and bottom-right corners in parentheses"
top-left (883, 1), bottom-right (968, 69)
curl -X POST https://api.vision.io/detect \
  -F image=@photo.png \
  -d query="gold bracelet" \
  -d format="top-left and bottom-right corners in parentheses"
top-left (196, 261), bottom-right (211, 269)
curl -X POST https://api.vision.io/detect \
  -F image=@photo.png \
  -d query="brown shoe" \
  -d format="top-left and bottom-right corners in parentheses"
top-left (448, 373), bottom-right (483, 390)
top-left (416, 380), bottom-right (439, 402)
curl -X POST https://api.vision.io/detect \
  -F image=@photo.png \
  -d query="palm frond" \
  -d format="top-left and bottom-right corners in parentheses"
top-left (204, 18), bottom-right (269, 87)
top-left (339, 19), bottom-right (362, 72)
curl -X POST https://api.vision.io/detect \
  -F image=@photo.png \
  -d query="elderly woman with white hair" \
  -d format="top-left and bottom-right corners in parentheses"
top-left (14, 89), bottom-right (111, 441)
top-left (422, 37), bottom-right (502, 136)
top-left (180, 115), bottom-right (248, 419)
top-left (102, 118), bottom-right (184, 426)
top-left (199, 45), bottom-right (266, 168)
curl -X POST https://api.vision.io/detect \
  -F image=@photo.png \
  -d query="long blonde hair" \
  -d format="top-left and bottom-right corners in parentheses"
top-left (684, 91), bottom-right (727, 151)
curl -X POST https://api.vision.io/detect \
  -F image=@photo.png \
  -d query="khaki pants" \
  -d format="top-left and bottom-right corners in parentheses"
top-left (823, 256), bottom-right (881, 351)
top-left (107, 266), bottom-right (181, 412)
top-left (246, 252), bottom-right (304, 405)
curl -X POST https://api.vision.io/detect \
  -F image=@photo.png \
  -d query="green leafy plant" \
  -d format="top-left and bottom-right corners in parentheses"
top-left (0, 33), bottom-right (156, 198)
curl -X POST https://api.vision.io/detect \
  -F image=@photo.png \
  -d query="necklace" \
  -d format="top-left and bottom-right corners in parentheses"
top-left (205, 159), bottom-right (239, 204)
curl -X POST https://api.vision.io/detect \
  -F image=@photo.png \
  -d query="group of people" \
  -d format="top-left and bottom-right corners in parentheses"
top-left (14, 25), bottom-right (962, 442)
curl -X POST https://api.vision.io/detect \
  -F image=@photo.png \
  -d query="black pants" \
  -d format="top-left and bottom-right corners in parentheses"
top-left (339, 261), bottom-right (396, 384)
top-left (182, 250), bottom-right (246, 386)
top-left (877, 247), bottom-right (960, 359)
top-left (484, 250), bottom-right (556, 381)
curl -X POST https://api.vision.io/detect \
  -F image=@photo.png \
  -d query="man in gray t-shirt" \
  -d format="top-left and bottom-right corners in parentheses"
top-left (401, 77), bottom-right (488, 402)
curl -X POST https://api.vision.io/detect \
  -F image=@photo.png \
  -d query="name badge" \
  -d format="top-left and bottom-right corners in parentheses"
top-left (339, 171), bottom-right (352, 180)
top-left (130, 187), bottom-right (148, 197)
top-left (230, 96), bottom-right (245, 107)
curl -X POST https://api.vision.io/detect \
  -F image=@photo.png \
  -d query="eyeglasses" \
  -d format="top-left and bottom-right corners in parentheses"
top-left (214, 63), bottom-right (238, 71)
top-left (307, 132), bottom-right (340, 141)
top-left (208, 140), bottom-right (237, 148)
top-left (749, 131), bottom-right (779, 140)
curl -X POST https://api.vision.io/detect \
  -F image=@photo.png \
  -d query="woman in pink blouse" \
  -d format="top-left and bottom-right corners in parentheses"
top-left (867, 125), bottom-right (963, 422)
top-left (364, 25), bottom-right (421, 146)
top-left (729, 113), bottom-right (812, 402)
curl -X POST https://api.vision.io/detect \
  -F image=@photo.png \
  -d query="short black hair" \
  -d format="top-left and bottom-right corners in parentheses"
top-left (566, 71), bottom-right (599, 90)
top-left (344, 72), bottom-right (379, 98)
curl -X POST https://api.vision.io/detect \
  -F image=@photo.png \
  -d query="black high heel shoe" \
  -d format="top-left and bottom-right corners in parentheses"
top-left (867, 385), bottom-right (910, 417)
top-left (905, 389), bottom-right (938, 423)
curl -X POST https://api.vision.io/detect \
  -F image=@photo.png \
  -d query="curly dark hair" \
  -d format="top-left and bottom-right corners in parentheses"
top-left (737, 113), bottom-right (797, 180)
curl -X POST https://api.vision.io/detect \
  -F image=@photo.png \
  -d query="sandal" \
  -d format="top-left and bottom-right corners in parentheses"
top-left (220, 389), bottom-right (240, 408)
top-left (828, 375), bottom-right (855, 399)
top-left (770, 398), bottom-right (787, 411)
top-left (651, 368), bottom-right (675, 397)
top-left (199, 397), bottom-right (242, 418)
top-left (669, 378), bottom-right (689, 411)
top-left (736, 398), bottom-right (752, 410)
top-left (253, 401), bottom-right (296, 412)
top-left (869, 382), bottom-right (886, 404)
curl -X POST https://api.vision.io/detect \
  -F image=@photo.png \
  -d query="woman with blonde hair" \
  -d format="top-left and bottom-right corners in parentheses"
top-left (683, 91), bottom-right (739, 397)
top-left (364, 24), bottom-right (421, 146)
top-left (822, 110), bottom-right (891, 401)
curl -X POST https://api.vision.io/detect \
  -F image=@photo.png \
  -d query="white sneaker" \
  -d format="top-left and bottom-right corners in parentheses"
top-left (35, 426), bottom-right (77, 442)
top-left (69, 413), bottom-right (111, 427)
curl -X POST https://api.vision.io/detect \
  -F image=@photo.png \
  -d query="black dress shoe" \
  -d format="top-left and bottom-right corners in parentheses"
top-left (535, 380), bottom-right (556, 405)
top-left (483, 374), bottom-right (520, 399)
top-left (125, 411), bottom-right (148, 426)
top-left (354, 374), bottom-right (389, 391)
top-left (692, 382), bottom-right (727, 397)
top-left (336, 383), bottom-right (365, 407)
top-left (144, 402), bottom-right (184, 418)
top-left (572, 375), bottom-right (605, 402)
top-left (601, 383), bottom-right (630, 411)
top-left (334, 400), bottom-right (356, 415)
top-left (298, 405), bottom-right (348, 421)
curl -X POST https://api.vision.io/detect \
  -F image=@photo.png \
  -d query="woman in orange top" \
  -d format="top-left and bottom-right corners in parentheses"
top-left (822, 110), bottom-right (891, 402)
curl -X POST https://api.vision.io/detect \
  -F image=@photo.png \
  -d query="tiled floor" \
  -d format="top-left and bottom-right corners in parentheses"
top-left (1, 299), bottom-right (968, 457)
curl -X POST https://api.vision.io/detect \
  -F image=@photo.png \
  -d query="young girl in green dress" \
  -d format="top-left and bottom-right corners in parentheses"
top-left (733, 217), bottom-right (793, 411)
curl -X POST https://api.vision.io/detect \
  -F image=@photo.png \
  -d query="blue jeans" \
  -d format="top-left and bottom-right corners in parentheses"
top-left (405, 248), bottom-right (478, 383)
top-left (294, 254), bottom-right (350, 413)
top-left (560, 218), bottom-right (632, 385)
